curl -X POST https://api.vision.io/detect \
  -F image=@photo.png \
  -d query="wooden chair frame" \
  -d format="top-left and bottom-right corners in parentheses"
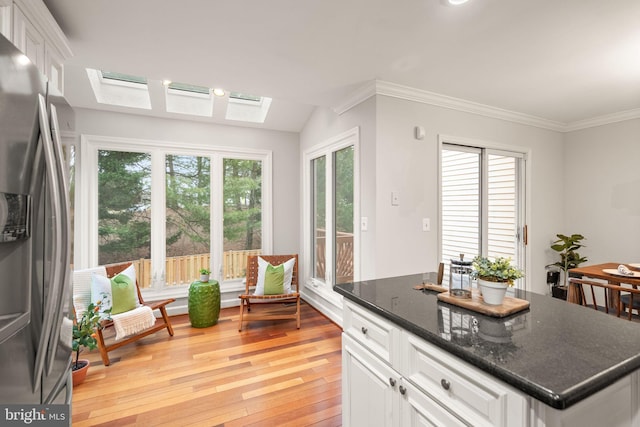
top-left (238, 255), bottom-right (300, 331)
top-left (569, 278), bottom-right (640, 321)
top-left (95, 262), bottom-right (175, 365)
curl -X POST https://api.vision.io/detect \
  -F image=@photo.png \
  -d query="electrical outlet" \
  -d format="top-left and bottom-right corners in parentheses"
top-left (361, 217), bottom-right (368, 231)
top-left (422, 218), bottom-right (431, 232)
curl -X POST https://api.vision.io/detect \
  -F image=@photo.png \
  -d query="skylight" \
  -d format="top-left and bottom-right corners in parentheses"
top-left (86, 68), bottom-right (151, 109)
top-left (165, 81), bottom-right (213, 117)
top-left (168, 82), bottom-right (210, 95)
top-left (226, 92), bottom-right (272, 123)
top-left (100, 71), bottom-right (147, 85)
top-left (85, 69), bottom-right (272, 124)
top-left (229, 92), bottom-right (262, 104)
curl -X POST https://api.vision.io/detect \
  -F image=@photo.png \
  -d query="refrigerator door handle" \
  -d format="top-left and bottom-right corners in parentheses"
top-left (45, 104), bottom-right (72, 374)
top-left (33, 94), bottom-right (65, 392)
top-left (43, 356), bottom-right (71, 404)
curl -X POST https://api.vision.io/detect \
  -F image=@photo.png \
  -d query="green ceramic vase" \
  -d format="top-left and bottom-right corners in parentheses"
top-left (188, 280), bottom-right (220, 328)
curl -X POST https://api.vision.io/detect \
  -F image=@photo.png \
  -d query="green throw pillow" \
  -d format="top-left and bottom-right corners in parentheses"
top-left (263, 263), bottom-right (285, 295)
top-left (110, 273), bottom-right (137, 314)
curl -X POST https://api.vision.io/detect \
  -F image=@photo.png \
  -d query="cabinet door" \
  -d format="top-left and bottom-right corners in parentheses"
top-left (44, 44), bottom-right (64, 95)
top-left (401, 379), bottom-right (466, 427)
top-left (342, 334), bottom-right (399, 427)
top-left (12, 4), bottom-right (44, 72)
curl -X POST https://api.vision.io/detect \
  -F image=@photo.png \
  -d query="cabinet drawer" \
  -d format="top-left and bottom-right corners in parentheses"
top-left (402, 332), bottom-right (524, 427)
top-left (343, 301), bottom-right (399, 365)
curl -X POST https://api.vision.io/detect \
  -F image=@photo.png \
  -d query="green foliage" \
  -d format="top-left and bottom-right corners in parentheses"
top-left (72, 300), bottom-right (110, 370)
top-left (98, 151), bottom-right (151, 264)
top-left (199, 268), bottom-right (210, 275)
top-left (471, 256), bottom-right (524, 286)
top-left (223, 159), bottom-right (261, 250)
top-left (549, 234), bottom-right (587, 272)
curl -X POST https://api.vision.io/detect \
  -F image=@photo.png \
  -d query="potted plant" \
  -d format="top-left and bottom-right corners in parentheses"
top-left (471, 256), bottom-right (524, 305)
top-left (199, 268), bottom-right (211, 282)
top-left (548, 234), bottom-right (587, 292)
top-left (72, 300), bottom-right (110, 386)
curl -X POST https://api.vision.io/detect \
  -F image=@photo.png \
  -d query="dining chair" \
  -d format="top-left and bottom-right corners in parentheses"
top-left (568, 278), bottom-right (640, 321)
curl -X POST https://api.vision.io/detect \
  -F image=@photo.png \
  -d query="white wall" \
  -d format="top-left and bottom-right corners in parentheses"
top-left (300, 98), bottom-right (378, 281)
top-left (301, 95), bottom-right (567, 297)
top-left (74, 108), bottom-right (301, 256)
top-left (375, 96), bottom-right (565, 293)
top-left (563, 118), bottom-right (640, 264)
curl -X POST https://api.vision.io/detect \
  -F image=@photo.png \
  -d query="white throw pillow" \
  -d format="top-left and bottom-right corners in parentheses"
top-left (254, 257), bottom-right (296, 296)
top-left (72, 265), bottom-right (107, 315)
top-left (91, 273), bottom-right (113, 317)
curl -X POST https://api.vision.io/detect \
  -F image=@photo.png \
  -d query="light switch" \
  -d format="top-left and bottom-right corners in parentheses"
top-left (361, 217), bottom-right (368, 231)
top-left (391, 191), bottom-right (399, 206)
top-left (422, 218), bottom-right (431, 232)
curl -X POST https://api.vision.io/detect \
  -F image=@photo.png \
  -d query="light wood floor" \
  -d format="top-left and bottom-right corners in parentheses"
top-left (72, 301), bottom-right (343, 427)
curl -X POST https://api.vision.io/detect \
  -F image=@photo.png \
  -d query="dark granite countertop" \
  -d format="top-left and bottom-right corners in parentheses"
top-left (334, 274), bottom-right (640, 410)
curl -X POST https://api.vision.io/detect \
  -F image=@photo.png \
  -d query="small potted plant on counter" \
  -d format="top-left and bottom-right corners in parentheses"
top-left (472, 256), bottom-right (524, 305)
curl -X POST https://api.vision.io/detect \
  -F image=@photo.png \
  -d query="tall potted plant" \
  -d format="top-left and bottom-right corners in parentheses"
top-left (548, 234), bottom-right (587, 290)
top-left (72, 300), bottom-right (110, 386)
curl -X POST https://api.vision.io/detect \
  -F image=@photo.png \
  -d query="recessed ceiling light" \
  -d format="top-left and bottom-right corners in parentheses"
top-left (448, 0), bottom-right (469, 4)
top-left (213, 88), bottom-right (225, 97)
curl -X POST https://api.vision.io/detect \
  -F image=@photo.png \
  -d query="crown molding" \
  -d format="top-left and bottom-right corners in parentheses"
top-left (333, 80), bottom-right (378, 116)
top-left (563, 108), bottom-right (640, 132)
top-left (334, 79), bottom-right (638, 133)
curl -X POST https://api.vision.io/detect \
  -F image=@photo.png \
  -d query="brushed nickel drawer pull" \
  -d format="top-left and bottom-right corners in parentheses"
top-left (399, 385), bottom-right (407, 395)
top-left (441, 379), bottom-right (451, 390)
top-left (361, 326), bottom-right (368, 334)
top-left (389, 378), bottom-right (396, 387)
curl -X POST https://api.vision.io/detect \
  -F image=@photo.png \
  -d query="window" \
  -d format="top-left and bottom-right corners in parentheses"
top-left (77, 136), bottom-right (271, 295)
top-left (440, 140), bottom-right (526, 289)
top-left (165, 154), bottom-right (211, 286)
top-left (223, 159), bottom-right (262, 279)
top-left (97, 150), bottom-right (152, 286)
top-left (304, 128), bottom-right (359, 293)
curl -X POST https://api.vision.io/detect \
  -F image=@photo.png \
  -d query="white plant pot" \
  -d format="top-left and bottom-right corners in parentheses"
top-left (478, 278), bottom-right (508, 305)
top-left (200, 274), bottom-right (209, 283)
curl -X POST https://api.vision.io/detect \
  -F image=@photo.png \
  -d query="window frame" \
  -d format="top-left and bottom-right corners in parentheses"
top-left (76, 134), bottom-right (272, 300)
top-left (302, 127), bottom-right (360, 295)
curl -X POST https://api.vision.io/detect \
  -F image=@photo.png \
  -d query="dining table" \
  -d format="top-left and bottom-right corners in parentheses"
top-left (568, 262), bottom-right (640, 306)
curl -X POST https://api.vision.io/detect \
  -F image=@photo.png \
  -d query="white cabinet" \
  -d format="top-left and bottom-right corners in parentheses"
top-left (12, 3), bottom-right (44, 71)
top-left (8, 0), bottom-right (71, 94)
top-left (341, 300), bottom-right (640, 427)
top-left (343, 334), bottom-right (464, 427)
top-left (401, 332), bottom-right (526, 427)
top-left (343, 301), bottom-right (471, 426)
top-left (342, 334), bottom-right (398, 426)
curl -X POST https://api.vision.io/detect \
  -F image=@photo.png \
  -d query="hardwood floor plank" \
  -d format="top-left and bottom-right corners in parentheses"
top-left (72, 302), bottom-right (343, 426)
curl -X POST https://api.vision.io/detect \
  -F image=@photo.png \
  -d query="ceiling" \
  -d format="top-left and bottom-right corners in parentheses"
top-left (43, 0), bottom-right (640, 133)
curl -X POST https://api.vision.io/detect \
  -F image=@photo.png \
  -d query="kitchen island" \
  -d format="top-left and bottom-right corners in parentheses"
top-left (335, 274), bottom-right (640, 426)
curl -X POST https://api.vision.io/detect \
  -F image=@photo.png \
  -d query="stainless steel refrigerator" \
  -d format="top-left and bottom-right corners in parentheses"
top-left (0, 31), bottom-right (73, 416)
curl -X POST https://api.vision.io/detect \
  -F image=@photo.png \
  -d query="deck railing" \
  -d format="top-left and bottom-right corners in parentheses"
top-left (130, 249), bottom-right (262, 288)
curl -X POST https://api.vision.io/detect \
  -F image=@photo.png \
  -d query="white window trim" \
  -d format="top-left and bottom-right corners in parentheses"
top-left (76, 134), bottom-right (272, 299)
top-left (302, 127), bottom-right (360, 298)
top-left (438, 134), bottom-right (530, 290)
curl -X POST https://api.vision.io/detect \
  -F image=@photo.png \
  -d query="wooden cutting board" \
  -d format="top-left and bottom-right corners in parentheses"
top-left (437, 291), bottom-right (530, 318)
